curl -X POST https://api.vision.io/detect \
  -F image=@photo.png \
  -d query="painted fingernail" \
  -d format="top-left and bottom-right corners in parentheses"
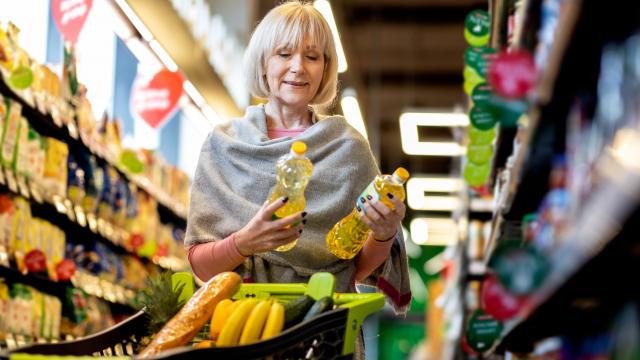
top-left (282, 197), bottom-right (289, 203)
top-left (366, 195), bottom-right (372, 200)
top-left (360, 197), bottom-right (366, 203)
top-left (302, 219), bottom-right (307, 225)
top-left (302, 212), bottom-right (307, 217)
top-left (356, 205), bottom-right (362, 212)
top-left (387, 193), bottom-right (394, 199)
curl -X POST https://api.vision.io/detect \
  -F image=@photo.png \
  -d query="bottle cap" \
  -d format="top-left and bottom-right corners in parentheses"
top-left (291, 141), bottom-right (307, 155)
top-left (394, 167), bottom-right (410, 182)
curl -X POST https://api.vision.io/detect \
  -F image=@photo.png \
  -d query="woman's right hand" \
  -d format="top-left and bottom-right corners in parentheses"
top-left (234, 197), bottom-right (306, 256)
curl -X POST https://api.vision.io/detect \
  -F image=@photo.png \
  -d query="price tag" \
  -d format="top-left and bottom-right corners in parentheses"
top-left (468, 126), bottom-right (497, 145)
top-left (467, 144), bottom-right (494, 165)
top-left (471, 83), bottom-right (492, 110)
top-left (469, 105), bottom-right (497, 130)
top-left (464, 161), bottom-right (491, 186)
top-left (466, 309), bottom-right (503, 353)
top-left (464, 10), bottom-right (491, 47)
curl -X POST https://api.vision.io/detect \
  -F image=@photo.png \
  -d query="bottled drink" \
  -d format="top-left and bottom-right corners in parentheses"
top-left (268, 141), bottom-right (313, 251)
top-left (326, 167), bottom-right (409, 259)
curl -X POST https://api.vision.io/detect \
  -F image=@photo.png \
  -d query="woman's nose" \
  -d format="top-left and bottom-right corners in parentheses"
top-left (289, 54), bottom-right (305, 74)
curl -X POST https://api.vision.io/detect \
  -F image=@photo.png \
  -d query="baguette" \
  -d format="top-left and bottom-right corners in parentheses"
top-left (138, 271), bottom-right (242, 358)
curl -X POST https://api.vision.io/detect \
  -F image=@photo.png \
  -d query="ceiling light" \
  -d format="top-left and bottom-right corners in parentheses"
top-left (341, 88), bottom-right (368, 139)
top-left (400, 111), bottom-right (469, 127)
top-left (400, 111), bottom-right (466, 156)
top-left (410, 218), bottom-right (458, 245)
top-left (408, 195), bottom-right (462, 212)
top-left (407, 177), bottom-right (464, 194)
top-left (114, 0), bottom-right (154, 41)
top-left (314, 0), bottom-right (348, 73)
top-left (149, 40), bottom-right (178, 72)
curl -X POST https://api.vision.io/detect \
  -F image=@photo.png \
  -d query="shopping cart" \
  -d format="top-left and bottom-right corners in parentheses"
top-left (3, 272), bottom-right (385, 360)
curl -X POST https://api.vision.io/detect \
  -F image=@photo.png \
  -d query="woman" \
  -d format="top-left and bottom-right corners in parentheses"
top-left (185, 1), bottom-right (410, 318)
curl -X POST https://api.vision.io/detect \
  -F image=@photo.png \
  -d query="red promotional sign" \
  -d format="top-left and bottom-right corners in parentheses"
top-left (480, 274), bottom-right (528, 321)
top-left (488, 50), bottom-right (537, 99)
top-left (131, 69), bottom-right (184, 129)
top-left (52, 0), bottom-right (93, 45)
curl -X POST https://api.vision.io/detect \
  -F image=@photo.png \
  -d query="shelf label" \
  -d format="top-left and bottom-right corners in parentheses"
top-left (464, 10), bottom-right (491, 47)
top-left (490, 241), bottom-right (549, 295)
top-left (469, 105), bottom-right (497, 130)
top-left (471, 83), bottom-right (492, 110)
top-left (464, 161), bottom-right (491, 187)
top-left (466, 309), bottom-right (502, 353)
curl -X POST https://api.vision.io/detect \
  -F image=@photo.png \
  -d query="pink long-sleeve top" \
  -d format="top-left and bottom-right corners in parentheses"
top-left (188, 127), bottom-right (395, 282)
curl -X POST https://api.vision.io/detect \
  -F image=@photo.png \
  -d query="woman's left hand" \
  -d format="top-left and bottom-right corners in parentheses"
top-left (358, 194), bottom-right (406, 241)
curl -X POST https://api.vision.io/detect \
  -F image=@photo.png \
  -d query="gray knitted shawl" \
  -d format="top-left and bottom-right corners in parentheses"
top-left (185, 105), bottom-right (411, 313)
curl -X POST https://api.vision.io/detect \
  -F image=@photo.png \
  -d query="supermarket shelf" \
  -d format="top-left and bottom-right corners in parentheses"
top-left (0, 170), bottom-right (188, 273)
top-left (0, 77), bottom-right (187, 226)
top-left (485, 0), bottom-right (640, 259)
top-left (493, 159), bottom-right (640, 353)
top-left (0, 265), bottom-right (137, 309)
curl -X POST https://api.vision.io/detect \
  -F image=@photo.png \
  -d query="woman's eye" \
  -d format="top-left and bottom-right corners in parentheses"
top-left (278, 53), bottom-right (290, 58)
top-left (306, 56), bottom-right (318, 61)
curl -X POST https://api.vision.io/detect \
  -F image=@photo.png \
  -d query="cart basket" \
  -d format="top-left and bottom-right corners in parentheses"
top-left (5, 272), bottom-right (385, 360)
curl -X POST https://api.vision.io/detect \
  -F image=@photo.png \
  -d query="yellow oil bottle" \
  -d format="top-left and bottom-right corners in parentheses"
top-left (326, 167), bottom-right (409, 259)
top-left (268, 141), bottom-right (313, 251)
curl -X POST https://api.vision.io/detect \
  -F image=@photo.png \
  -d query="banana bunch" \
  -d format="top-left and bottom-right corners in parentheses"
top-left (209, 298), bottom-right (285, 347)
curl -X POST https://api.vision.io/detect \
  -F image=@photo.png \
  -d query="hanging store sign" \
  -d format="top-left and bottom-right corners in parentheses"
top-left (131, 69), bottom-right (184, 130)
top-left (52, 0), bottom-right (93, 45)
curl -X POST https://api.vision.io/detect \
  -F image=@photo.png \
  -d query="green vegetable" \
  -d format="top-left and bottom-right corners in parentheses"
top-left (302, 296), bottom-right (334, 322)
top-left (283, 294), bottom-right (314, 328)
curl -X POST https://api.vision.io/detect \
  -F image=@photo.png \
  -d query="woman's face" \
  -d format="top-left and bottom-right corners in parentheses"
top-left (265, 39), bottom-right (325, 108)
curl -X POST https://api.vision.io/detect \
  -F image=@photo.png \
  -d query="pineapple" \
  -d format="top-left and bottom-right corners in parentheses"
top-left (139, 272), bottom-right (186, 336)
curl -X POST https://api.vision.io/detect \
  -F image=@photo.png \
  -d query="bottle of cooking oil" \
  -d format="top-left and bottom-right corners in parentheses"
top-left (268, 141), bottom-right (313, 251)
top-left (326, 167), bottom-right (409, 259)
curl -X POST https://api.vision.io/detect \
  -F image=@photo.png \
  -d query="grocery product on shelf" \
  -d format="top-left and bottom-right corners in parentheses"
top-left (326, 167), bottom-right (409, 259)
top-left (267, 141), bottom-right (314, 252)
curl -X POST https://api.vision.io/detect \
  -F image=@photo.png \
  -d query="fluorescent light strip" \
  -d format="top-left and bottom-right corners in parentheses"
top-left (149, 40), bottom-right (178, 72)
top-left (341, 91), bottom-right (368, 139)
top-left (407, 177), bottom-right (464, 194)
top-left (313, 0), bottom-right (348, 73)
top-left (114, 0), bottom-right (154, 41)
top-left (399, 112), bottom-right (466, 156)
top-left (400, 112), bottom-right (469, 127)
top-left (408, 195), bottom-right (462, 212)
top-left (183, 81), bottom-right (206, 108)
top-left (410, 218), bottom-right (458, 245)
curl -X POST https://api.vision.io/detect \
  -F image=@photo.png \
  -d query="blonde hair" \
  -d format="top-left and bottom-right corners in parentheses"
top-left (243, 1), bottom-right (338, 106)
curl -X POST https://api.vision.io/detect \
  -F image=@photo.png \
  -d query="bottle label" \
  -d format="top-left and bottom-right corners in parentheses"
top-left (357, 181), bottom-right (378, 208)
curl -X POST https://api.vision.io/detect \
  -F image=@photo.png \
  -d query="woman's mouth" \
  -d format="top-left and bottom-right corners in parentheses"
top-left (283, 81), bottom-right (308, 87)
